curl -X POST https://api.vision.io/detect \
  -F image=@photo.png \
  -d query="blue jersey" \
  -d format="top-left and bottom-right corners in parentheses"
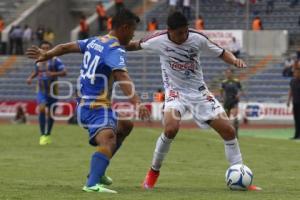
top-left (77, 35), bottom-right (127, 108)
top-left (35, 57), bottom-right (65, 95)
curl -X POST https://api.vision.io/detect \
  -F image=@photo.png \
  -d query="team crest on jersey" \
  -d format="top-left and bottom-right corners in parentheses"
top-left (188, 48), bottom-right (198, 60)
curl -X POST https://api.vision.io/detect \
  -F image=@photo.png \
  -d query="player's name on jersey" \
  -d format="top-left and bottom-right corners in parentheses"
top-left (87, 40), bottom-right (104, 53)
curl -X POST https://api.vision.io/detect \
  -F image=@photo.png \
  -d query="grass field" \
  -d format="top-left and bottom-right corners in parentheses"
top-left (0, 124), bottom-right (299, 200)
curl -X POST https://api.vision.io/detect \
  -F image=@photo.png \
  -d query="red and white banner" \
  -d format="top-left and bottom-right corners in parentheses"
top-left (151, 102), bottom-right (294, 121)
top-left (0, 101), bottom-right (293, 121)
top-left (240, 102), bottom-right (293, 121)
top-left (0, 101), bottom-right (76, 117)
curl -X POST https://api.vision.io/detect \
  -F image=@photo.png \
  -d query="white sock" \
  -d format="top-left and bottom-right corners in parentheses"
top-left (224, 138), bottom-right (243, 166)
top-left (151, 133), bottom-right (173, 171)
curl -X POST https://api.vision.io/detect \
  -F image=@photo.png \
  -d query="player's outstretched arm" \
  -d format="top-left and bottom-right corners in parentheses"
top-left (26, 42), bottom-right (81, 63)
top-left (113, 70), bottom-right (150, 120)
top-left (221, 50), bottom-right (247, 68)
top-left (125, 40), bottom-right (142, 51)
top-left (26, 71), bottom-right (37, 85)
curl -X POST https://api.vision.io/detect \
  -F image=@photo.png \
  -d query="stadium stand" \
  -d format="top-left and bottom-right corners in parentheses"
top-left (145, 0), bottom-right (300, 34)
top-left (0, 0), bottom-right (37, 24)
top-left (0, 0), bottom-right (297, 103)
top-left (0, 53), bottom-right (290, 103)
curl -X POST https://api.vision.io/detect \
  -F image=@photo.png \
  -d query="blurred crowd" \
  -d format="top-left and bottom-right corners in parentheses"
top-left (0, 0), bottom-right (300, 53)
top-left (283, 50), bottom-right (300, 77)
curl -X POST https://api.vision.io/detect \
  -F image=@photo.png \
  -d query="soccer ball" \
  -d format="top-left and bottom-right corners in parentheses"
top-left (225, 164), bottom-right (253, 190)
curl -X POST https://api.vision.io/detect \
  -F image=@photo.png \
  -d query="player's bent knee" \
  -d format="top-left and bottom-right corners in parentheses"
top-left (164, 124), bottom-right (179, 139)
top-left (97, 146), bottom-right (114, 159)
top-left (94, 129), bottom-right (117, 146)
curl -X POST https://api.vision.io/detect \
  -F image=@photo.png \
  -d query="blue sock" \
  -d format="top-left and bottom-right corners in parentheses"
top-left (39, 112), bottom-right (46, 135)
top-left (86, 152), bottom-right (110, 187)
top-left (46, 117), bottom-right (54, 135)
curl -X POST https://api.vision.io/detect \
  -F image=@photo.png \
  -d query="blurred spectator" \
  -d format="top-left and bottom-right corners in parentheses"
top-left (287, 67), bottom-right (300, 140)
top-left (0, 15), bottom-right (4, 42)
top-left (297, 49), bottom-right (300, 60)
top-left (23, 25), bottom-right (33, 51)
top-left (44, 28), bottom-right (55, 43)
top-left (282, 56), bottom-right (294, 77)
top-left (96, 1), bottom-right (107, 33)
top-left (290, 0), bottom-right (299, 7)
top-left (107, 16), bottom-right (112, 31)
top-left (9, 26), bottom-right (15, 54)
top-left (252, 16), bottom-right (263, 31)
top-left (36, 25), bottom-right (45, 44)
top-left (169, 0), bottom-right (177, 13)
top-left (147, 18), bottom-right (158, 31)
top-left (238, 0), bottom-right (246, 6)
top-left (154, 88), bottom-right (165, 102)
top-left (266, 0), bottom-right (274, 14)
top-left (79, 15), bottom-right (89, 39)
top-left (13, 105), bottom-right (27, 124)
top-left (228, 37), bottom-right (241, 58)
top-left (114, 0), bottom-right (125, 13)
top-left (182, 0), bottom-right (191, 20)
top-left (11, 25), bottom-right (23, 55)
top-left (195, 15), bottom-right (204, 30)
top-left (298, 16), bottom-right (300, 26)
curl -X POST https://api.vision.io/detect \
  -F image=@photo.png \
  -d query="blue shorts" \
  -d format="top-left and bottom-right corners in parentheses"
top-left (77, 105), bottom-right (118, 146)
top-left (37, 92), bottom-right (57, 107)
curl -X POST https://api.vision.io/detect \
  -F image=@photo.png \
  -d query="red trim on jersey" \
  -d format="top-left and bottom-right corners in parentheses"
top-left (141, 30), bottom-right (168, 43)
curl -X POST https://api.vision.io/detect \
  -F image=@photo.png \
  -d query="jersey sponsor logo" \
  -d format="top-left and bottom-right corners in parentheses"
top-left (87, 40), bottom-right (104, 53)
top-left (169, 61), bottom-right (197, 72)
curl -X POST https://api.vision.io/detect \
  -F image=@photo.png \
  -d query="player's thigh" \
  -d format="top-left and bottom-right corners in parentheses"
top-left (94, 128), bottom-right (116, 147)
top-left (191, 94), bottom-right (225, 128)
top-left (209, 113), bottom-right (236, 141)
top-left (78, 106), bottom-right (118, 146)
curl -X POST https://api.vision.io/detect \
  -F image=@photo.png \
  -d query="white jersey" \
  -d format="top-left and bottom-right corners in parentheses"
top-left (140, 29), bottom-right (224, 94)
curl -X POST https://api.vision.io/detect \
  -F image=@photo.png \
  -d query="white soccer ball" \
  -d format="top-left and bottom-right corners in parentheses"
top-left (225, 164), bottom-right (253, 190)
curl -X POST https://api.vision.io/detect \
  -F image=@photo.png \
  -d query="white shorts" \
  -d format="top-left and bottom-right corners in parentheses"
top-left (163, 89), bottom-right (225, 128)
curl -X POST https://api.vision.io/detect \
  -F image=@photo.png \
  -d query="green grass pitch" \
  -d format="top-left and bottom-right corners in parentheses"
top-left (0, 124), bottom-right (299, 200)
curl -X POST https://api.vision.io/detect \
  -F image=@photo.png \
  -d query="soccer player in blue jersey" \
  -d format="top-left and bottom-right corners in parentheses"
top-left (26, 41), bottom-right (67, 145)
top-left (26, 9), bottom-right (150, 193)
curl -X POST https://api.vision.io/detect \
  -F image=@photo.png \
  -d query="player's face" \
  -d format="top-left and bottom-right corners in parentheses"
top-left (120, 22), bottom-right (137, 45)
top-left (168, 26), bottom-right (189, 45)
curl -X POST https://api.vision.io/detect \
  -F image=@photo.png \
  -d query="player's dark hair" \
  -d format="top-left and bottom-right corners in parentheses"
top-left (112, 9), bottom-right (140, 29)
top-left (39, 40), bottom-right (53, 48)
top-left (167, 11), bottom-right (188, 30)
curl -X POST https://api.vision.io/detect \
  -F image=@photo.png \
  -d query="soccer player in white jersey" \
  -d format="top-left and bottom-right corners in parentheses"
top-left (126, 11), bottom-right (260, 191)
